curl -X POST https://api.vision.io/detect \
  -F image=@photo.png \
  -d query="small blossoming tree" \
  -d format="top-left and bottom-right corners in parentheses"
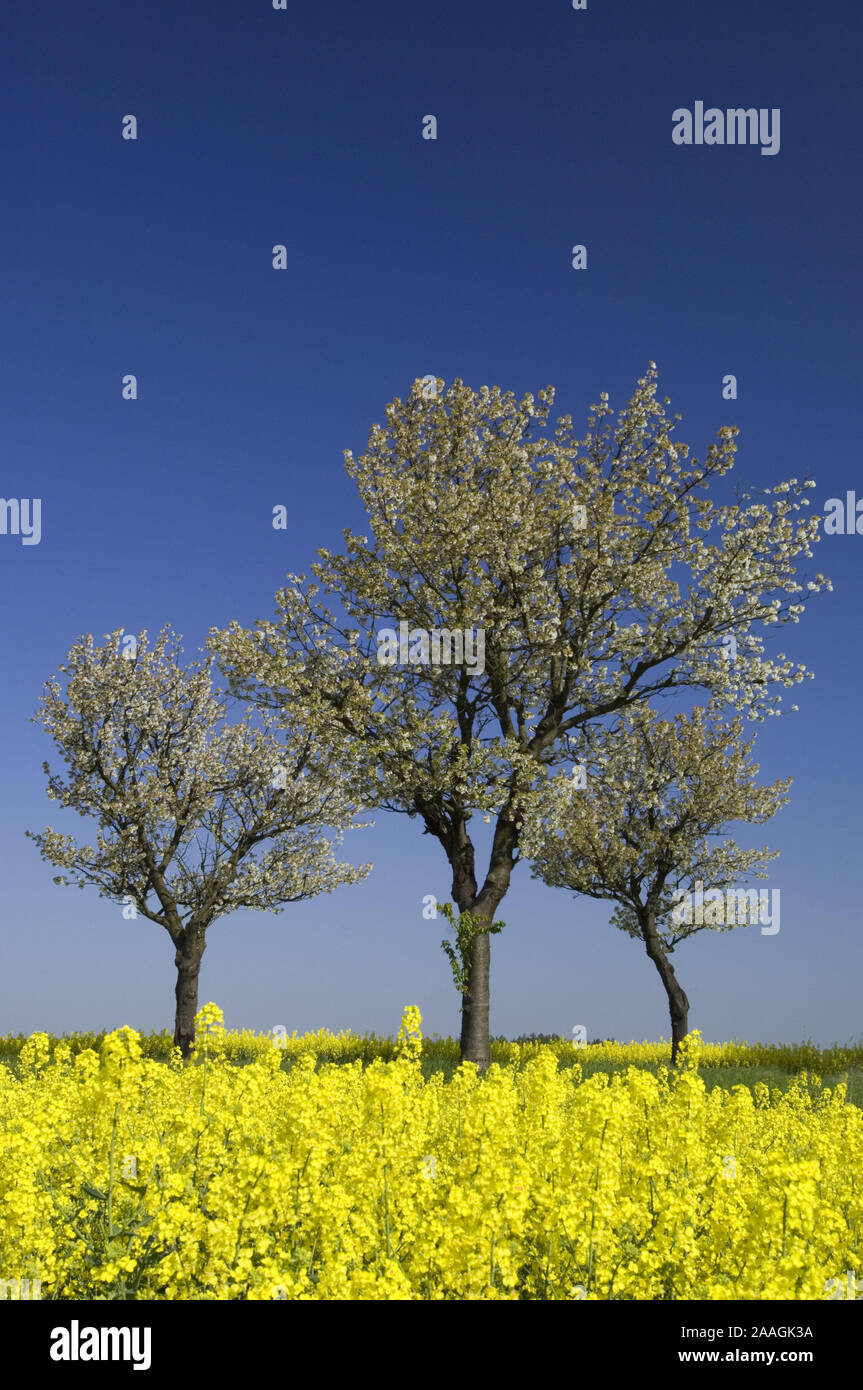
top-left (28, 626), bottom-right (371, 1056)
top-left (520, 705), bottom-right (790, 1061)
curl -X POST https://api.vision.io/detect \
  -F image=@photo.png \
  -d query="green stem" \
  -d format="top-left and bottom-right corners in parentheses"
top-left (781, 1191), bottom-right (788, 1258)
top-left (107, 1103), bottom-right (119, 1238)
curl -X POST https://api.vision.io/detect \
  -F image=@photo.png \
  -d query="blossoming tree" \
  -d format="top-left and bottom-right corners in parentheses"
top-left (27, 626), bottom-right (370, 1055)
top-left (520, 705), bottom-right (790, 1061)
top-left (209, 366), bottom-right (828, 1067)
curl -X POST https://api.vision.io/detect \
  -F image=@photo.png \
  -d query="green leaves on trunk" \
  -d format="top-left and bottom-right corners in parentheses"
top-left (437, 902), bottom-right (504, 997)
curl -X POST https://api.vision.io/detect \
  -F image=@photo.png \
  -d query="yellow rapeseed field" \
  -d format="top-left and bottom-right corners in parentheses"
top-left (1, 1005), bottom-right (860, 1301)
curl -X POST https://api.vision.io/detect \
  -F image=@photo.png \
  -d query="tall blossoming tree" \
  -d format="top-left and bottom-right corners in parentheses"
top-left (28, 626), bottom-right (370, 1056)
top-left (520, 705), bottom-right (790, 1061)
top-left (210, 366), bottom-right (829, 1067)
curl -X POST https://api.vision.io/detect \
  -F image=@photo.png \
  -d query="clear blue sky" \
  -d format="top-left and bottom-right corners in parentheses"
top-left (1, 0), bottom-right (860, 1046)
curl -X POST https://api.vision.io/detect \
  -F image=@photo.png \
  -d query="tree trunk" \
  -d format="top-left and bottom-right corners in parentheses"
top-left (459, 928), bottom-right (491, 1069)
top-left (174, 929), bottom-right (206, 1059)
top-left (643, 916), bottom-right (690, 1065)
top-left (454, 818), bottom-right (517, 1069)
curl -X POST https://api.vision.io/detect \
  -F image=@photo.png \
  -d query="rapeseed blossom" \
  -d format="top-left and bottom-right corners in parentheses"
top-left (0, 1008), bottom-right (859, 1300)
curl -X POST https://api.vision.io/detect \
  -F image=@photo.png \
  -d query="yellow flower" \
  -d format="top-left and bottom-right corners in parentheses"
top-left (2, 1008), bottom-right (859, 1301)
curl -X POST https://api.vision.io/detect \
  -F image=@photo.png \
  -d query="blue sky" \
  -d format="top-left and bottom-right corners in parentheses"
top-left (1, 0), bottom-right (860, 1046)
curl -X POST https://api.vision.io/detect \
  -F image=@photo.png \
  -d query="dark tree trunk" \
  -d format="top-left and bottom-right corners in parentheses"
top-left (458, 927), bottom-right (492, 1069)
top-left (643, 914), bottom-right (690, 1065)
top-left (417, 792), bottom-right (518, 1071)
top-left (453, 815), bottom-right (518, 1070)
top-left (173, 927), bottom-right (206, 1059)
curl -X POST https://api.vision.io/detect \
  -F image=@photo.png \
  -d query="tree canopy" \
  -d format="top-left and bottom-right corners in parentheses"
top-left (28, 626), bottom-right (370, 1053)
